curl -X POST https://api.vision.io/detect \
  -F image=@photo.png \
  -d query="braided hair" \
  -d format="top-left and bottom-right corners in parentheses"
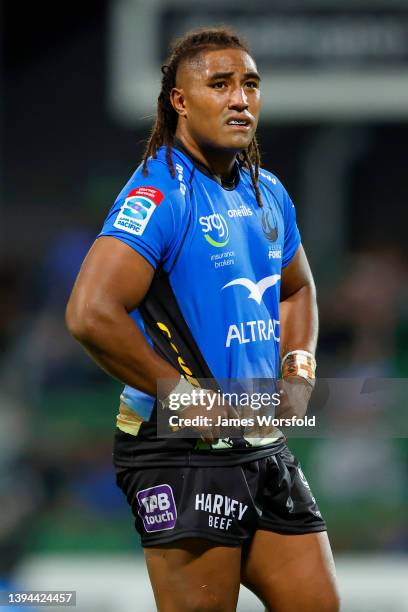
top-left (141, 27), bottom-right (263, 207)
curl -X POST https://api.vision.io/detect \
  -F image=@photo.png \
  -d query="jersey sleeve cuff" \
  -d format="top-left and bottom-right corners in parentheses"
top-left (282, 235), bottom-right (301, 268)
top-left (96, 231), bottom-right (159, 269)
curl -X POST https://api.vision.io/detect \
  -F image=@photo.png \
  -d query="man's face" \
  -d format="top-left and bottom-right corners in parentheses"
top-left (172, 48), bottom-right (261, 152)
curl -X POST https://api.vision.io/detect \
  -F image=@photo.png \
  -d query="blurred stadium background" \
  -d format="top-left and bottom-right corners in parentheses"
top-left (2, 0), bottom-right (408, 610)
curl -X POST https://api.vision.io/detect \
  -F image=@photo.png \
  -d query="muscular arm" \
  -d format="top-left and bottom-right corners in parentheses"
top-left (65, 236), bottom-right (179, 397)
top-left (279, 244), bottom-right (318, 357)
top-left (276, 245), bottom-right (318, 418)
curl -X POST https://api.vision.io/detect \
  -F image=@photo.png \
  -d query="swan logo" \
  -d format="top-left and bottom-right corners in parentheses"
top-left (222, 274), bottom-right (281, 305)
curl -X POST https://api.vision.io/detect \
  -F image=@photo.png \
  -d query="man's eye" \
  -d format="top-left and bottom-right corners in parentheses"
top-left (246, 81), bottom-right (259, 89)
top-left (211, 82), bottom-right (227, 89)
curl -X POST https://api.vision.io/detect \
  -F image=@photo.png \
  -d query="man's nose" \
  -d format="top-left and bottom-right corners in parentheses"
top-left (228, 86), bottom-right (248, 111)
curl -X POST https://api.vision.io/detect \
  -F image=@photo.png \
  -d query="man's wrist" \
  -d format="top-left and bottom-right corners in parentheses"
top-left (281, 350), bottom-right (316, 386)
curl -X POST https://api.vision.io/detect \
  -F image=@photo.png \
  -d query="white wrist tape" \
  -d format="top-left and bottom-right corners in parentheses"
top-left (160, 376), bottom-right (198, 411)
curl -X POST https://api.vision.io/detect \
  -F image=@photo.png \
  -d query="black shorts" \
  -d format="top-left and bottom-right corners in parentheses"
top-left (115, 445), bottom-right (326, 547)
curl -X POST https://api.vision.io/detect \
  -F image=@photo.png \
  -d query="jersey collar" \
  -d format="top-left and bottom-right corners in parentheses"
top-left (172, 138), bottom-right (240, 190)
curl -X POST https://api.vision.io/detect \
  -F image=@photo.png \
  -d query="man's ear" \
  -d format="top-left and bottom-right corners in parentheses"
top-left (170, 88), bottom-right (187, 117)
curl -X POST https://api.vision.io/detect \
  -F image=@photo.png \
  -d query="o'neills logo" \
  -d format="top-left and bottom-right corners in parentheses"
top-left (227, 205), bottom-right (253, 218)
top-left (137, 484), bottom-right (177, 532)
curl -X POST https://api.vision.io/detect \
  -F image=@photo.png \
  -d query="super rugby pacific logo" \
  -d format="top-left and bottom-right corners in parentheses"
top-left (113, 186), bottom-right (164, 236)
top-left (199, 213), bottom-right (229, 247)
top-left (122, 196), bottom-right (151, 220)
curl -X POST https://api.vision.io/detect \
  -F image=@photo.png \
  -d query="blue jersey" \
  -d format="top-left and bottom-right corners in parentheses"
top-left (99, 144), bottom-right (300, 463)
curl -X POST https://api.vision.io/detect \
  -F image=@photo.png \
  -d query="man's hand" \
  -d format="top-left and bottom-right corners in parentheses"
top-left (168, 391), bottom-right (241, 443)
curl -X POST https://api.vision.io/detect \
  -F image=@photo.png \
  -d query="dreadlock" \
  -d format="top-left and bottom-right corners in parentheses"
top-left (141, 27), bottom-right (263, 207)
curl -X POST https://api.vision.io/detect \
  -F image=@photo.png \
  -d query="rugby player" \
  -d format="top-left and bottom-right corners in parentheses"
top-left (66, 28), bottom-right (339, 612)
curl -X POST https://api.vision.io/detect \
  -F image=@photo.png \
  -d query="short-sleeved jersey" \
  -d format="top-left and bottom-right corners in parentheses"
top-left (99, 144), bottom-right (301, 465)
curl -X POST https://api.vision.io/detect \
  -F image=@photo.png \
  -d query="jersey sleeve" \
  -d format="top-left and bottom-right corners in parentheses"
top-left (98, 160), bottom-right (187, 269)
top-left (281, 186), bottom-right (301, 268)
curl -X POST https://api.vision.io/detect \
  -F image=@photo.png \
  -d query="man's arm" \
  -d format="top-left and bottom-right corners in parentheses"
top-left (65, 236), bottom-right (179, 397)
top-left (277, 245), bottom-right (318, 418)
top-left (66, 235), bottom-right (238, 441)
top-left (279, 244), bottom-right (318, 358)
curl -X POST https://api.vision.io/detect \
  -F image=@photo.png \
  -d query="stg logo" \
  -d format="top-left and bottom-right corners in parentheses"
top-left (199, 214), bottom-right (229, 247)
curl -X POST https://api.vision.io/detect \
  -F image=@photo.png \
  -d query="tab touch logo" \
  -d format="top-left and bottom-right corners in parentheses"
top-left (136, 484), bottom-right (177, 532)
top-left (199, 213), bottom-right (229, 247)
